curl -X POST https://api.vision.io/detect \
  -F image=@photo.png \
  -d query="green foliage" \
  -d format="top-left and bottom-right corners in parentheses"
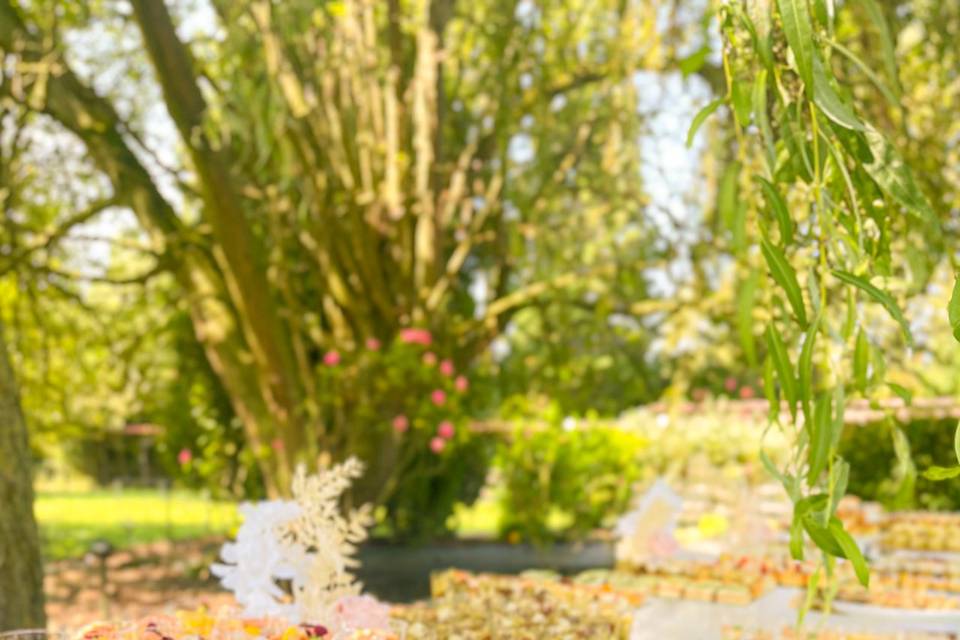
top-left (718, 0), bottom-right (942, 588)
top-left (495, 416), bottom-right (647, 545)
top-left (840, 418), bottom-right (960, 512)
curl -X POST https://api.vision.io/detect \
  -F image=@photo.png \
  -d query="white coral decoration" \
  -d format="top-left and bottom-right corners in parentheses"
top-left (211, 500), bottom-right (303, 620)
top-left (211, 457), bottom-right (375, 629)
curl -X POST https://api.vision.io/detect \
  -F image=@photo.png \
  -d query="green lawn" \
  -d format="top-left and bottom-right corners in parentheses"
top-left (35, 489), bottom-right (240, 560)
top-left (35, 488), bottom-right (505, 560)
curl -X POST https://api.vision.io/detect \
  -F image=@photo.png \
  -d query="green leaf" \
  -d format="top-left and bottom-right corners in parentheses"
top-left (830, 386), bottom-right (846, 453)
top-left (763, 353), bottom-right (780, 419)
top-left (955, 420), bottom-right (960, 467)
top-left (762, 240), bottom-right (807, 326)
top-left (829, 519), bottom-right (870, 587)
top-left (862, 125), bottom-right (935, 223)
top-left (766, 324), bottom-right (798, 421)
top-left (760, 449), bottom-right (799, 502)
top-left (687, 98), bottom-right (722, 147)
top-left (924, 466), bottom-right (960, 481)
top-left (830, 269), bottom-right (912, 344)
top-left (796, 495), bottom-right (845, 556)
top-left (828, 40), bottom-right (899, 106)
top-left (798, 312), bottom-right (820, 425)
top-left (888, 382), bottom-right (912, 404)
top-left (755, 177), bottom-right (793, 245)
top-left (778, 0), bottom-right (815, 91)
top-left (752, 71), bottom-right (775, 167)
top-left (853, 328), bottom-right (869, 392)
top-left (858, 0), bottom-right (901, 98)
top-left (737, 270), bottom-right (760, 366)
top-left (679, 46), bottom-right (710, 77)
top-left (949, 275), bottom-right (960, 343)
top-left (812, 54), bottom-right (864, 131)
top-left (808, 393), bottom-right (832, 485)
top-left (827, 457), bottom-right (850, 518)
top-left (789, 511), bottom-right (805, 560)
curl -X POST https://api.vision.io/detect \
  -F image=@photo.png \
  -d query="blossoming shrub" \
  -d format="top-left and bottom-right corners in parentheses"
top-left (314, 329), bottom-right (494, 540)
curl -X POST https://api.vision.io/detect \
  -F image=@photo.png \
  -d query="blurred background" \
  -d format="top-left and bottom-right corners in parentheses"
top-left (1, 0), bottom-right (958, 628)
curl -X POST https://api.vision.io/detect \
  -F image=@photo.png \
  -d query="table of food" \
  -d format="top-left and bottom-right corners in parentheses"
top-left (21, 469), bottom-right (960, 639)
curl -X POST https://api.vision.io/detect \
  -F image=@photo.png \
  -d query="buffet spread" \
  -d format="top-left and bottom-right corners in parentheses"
top-left (34, 471), bottom-right (960, 639)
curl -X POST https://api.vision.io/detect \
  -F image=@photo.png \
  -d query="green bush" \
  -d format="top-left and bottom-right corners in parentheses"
top-left (496, 418), bottom-right (647, 544)
top-left (840, 417), bottom-right (960, 511)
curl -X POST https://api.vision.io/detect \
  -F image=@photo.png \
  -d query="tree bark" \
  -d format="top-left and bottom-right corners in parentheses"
top-left (0, 320), bottom-right (45, 630)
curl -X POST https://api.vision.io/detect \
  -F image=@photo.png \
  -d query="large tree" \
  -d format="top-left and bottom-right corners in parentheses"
top-left (0, 319), bottom-right (45, 630)
top-left (0, 0), bottom-right (695, 496)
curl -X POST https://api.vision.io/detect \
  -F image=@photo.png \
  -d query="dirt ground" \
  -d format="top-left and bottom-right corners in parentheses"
top-left (45, 537), bottom-right (233, 629)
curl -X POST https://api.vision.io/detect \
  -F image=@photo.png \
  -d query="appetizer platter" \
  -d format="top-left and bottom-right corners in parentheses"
top-left (391, 570), bottom-right (640, 639)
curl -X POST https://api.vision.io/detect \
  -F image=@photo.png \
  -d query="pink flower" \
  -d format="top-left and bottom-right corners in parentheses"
top-left (437, 421), bottom-right (455, 439)
top-left (724, 376), bottom-right (738, 392)
top-left (739, 386), bottom-right (755, 399)
top-left (439, 360), bottom-right (455, 377)
top-left (177, 449), bottom-right (193, 465)
top-left (365, 338), bottom-right (381, 351)
top-left (323, 350), bottom-right (341, 366)
top-left (430, 437), bottom-right (446, 454)
top-left (431, 389), bottom-right (447, 406)
top-left (399, 328), bottom-right (432, 346)
top-left (271, 438), bottom-right (284, 452)
top-left (454, 375), bottom-right (469, 392)
top-left (392, 415), bottom-right (409, 433)
top-left (422, 352), bottom-right (437, 367)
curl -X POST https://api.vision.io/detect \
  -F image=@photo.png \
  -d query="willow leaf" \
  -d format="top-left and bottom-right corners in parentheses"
top-left (778, 0), bottom-right (815, 91)
top-left (949, 275), bottom-right (960, 343)
top-left (858, 0), bottom-right (901, 98)
top-left (808, 393), bottom-right (832, 485)
top-left (798, 312), bottom-right (820, 425)
top-left (829, 519), bottom-right (870, 587)
top-left (738, 270), bottom-right (760, 366)
top-left (812, 54), bottom-right (864, 130)
top-left (766, 324), bottom-right (798, 421)
top-left (831, 269), bottom-right (912, 344)
top-left (853, 329), bottom-right (869, 392)
top-left (763, 240), bottom-right (807, 326)
top-left (862, 125), bottom-right (934, 223)
top-left (755, 176), bottom-right (793, 245)
top-left (686, 98), bottom-right (722, 147)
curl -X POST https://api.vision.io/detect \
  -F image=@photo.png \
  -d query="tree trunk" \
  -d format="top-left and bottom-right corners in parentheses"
top-left (0, 320), bottom-right (45, 630)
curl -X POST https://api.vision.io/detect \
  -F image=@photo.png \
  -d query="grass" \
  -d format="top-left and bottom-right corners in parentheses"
top-left (35, 489), bottom-right (240, 561)
top-left (34, 487), bottom-right (506, 561)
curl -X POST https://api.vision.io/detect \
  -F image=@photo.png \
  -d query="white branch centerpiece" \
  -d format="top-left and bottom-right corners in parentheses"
top-left (211, 458), bottom-right (389, 634)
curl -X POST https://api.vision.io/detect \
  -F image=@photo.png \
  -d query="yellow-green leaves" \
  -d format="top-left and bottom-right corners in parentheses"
top-left (853, 328), bottom-right (869, 392)
top-left (831, 269), bottom-right (912, 344)
top-left (862, 125), bottom-right (935, 223)
top-left (778, 0), bottom-right (815, 91)
top-left (762, 240), bottom-right (807, 326)
top-left (766, 324), bottom-right (798, 421)
top-left (807, 393), bottom-right (833, 484)
top-left (830, 519), bottom-right (870, 587)
top-left (798, 312), bottom-right (819, 425)
top-left (755, 177), bottom-right (793, 245)
top-left (738, 270), bottom-right (760, 366)
top-left (922, 466), bottom-right (960, 481)
top-left (686, 98), bottom-right (722, 147)
top-left (812, 55), bottom-right (864, 131)
top-left (955, 419), bottom-right (960, 466)
top-left (949, 275), bottom-right (960, 343)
